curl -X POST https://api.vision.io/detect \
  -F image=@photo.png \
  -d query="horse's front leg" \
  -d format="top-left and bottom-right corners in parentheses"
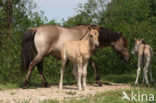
top-left (135, 56), bottom-right (141, 84)
top-left (90, 59), bottom-right (102, 86)
top-left (82, 61), bottom-right (88, 90)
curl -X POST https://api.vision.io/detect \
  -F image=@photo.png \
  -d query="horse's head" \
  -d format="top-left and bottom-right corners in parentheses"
top-left (112, 33), bottom-right (130, 62)
top-left (131, 38), bottom-right (144, 55)
top-left (88, 25), bottom-right (100, 47)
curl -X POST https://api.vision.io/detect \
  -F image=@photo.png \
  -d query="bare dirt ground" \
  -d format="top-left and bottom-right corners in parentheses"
top-left (0, 83), bottom-right (131, 103)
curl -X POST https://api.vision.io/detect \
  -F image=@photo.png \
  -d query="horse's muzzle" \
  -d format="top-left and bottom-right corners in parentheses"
top-left (94, 42), bottom-right (99, 46)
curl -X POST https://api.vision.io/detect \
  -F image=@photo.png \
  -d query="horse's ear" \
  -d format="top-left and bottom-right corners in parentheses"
top-left (88, 26), bottom-right (92, 30)
top-left (96, 25), bottom-right (100, 31)
top-left (134, 38), bottom-right (137, 41)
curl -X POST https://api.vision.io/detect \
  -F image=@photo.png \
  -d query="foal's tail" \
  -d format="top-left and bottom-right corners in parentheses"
top-left (21, 28), bottom-right (37, 71)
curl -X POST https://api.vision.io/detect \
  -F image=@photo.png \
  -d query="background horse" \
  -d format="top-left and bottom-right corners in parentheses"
top-left (21, 24), bottom-right (130, 88)
top-left (90, 26), bottom-right (130, 85)
top-left (132, 38), bottom-right (154, 85)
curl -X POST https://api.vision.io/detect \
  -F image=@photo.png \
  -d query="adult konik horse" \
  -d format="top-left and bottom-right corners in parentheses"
top-left (21, 24), bottom-right (130, 88)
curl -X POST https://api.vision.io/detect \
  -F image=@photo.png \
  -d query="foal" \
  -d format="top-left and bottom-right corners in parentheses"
top-left (132, 38), bottom-right (154, 85)
top-left (59, 26), bottom-right (100, 90)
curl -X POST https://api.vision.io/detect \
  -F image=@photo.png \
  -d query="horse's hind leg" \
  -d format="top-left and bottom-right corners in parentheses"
top-left (135, 57), bottom-right (141, 84)
top-left (143, 59), bottom-right (150, 85)
top-left (23, 54), bottom-right (43, 88)
top-left (37, 60), bottom-right (48, 87)
top-left (142, 59), bottom-right (146, 84)
top-left (149, 64), bottom-right (154, 83)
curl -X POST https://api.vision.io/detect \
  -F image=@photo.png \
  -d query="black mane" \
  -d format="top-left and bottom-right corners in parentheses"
top-left (75, 24), bottom-right (127, 47)
top-left (98, 27), bottom-right (127, 47)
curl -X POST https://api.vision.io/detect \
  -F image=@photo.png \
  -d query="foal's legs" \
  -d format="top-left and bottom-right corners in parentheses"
top-left (37, 60), bottom-right (48, 87)
top-left (59, 58), bottom-right (67, 90)
top-left (82, 61), bottom-right (88, 90)
top-left (23, 54), bottom-right (43, 88)
top-left (77, 58), bottom-right (83, 90)
top-left (142, 75), bottom-right (145, 84)
top-left (142, 59), bottom-right (146, 84)
top-left (135, 56), bottom-right (141, 84)
top-left (143, 59), bottom-right (150, 85)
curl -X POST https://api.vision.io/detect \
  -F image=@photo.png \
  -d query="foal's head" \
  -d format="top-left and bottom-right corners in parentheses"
top-left (132, 38), bottom-right (144, 55)
top-left (88, 25), bottom-right (100, 47)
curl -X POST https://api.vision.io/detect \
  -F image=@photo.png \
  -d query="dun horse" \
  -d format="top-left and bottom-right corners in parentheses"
top-left (132, 38), bottom-right (154, 85)
top-left (59, 26), bottom-right (99, 90)
top-left (21, 24), bottom-right (130, 88)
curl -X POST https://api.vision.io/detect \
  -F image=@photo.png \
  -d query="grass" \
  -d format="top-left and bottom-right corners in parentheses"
top-left (65, 91), bottom-right (76, 95)
top-left (10, 92), bottom-right (15, 95)
top-left (39, 88), bottom-right (156, 103)
top-left (0, 83), bottom-right (18, 90)
top-left (0, 72), bottom-right (155, 89)
top-left (40, 100), bottom-right (59, 103)
top-left (65, 88), bottom-right (156, 103)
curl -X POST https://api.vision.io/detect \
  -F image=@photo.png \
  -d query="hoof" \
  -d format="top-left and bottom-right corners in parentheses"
top-left (23, 85), bottom-right (29, 89)
top-left (78, 87), bottom-right (82, 91)
top-left (42, 82), bottom-right (48, 88)
top-left (134, 83), bottom-right (138, 87)
top-left (59, 85), bottom-right (62, 90)
top-left (83, 88), bottom-right (88, 91)
top-left (146, 83), bottom-right (151, 87)
top-left (96, 81), bottom-right (102, 86)
top-left (23, 80), bottom-right (29, 89)
top-left (142, 82), bottom-right (145, 85)
top-left (59, 87), bottom-right (62, 90)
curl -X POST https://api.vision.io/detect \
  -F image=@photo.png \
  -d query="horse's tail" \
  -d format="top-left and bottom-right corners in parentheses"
top-left (21, 28), bottom-right (37, 71)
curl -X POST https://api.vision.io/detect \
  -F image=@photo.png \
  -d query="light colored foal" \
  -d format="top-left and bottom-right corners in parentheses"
top-left (59, 26), bottom-right (100, 90)
top-left (132, 38), bottom-right (154, 85)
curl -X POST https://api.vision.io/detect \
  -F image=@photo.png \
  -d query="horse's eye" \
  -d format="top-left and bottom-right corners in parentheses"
top-left (90, 35), bottom-right (93, 38)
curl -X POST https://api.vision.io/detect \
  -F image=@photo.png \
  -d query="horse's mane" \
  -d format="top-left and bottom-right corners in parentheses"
top-left (80, 30), bottom-right (89, 40)
top-left (141, 40), bottom-right (146, 44)
top-left (74, 24), bottom-right (128, 46)
top-left (98, 27), bottom-right (127, 46)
